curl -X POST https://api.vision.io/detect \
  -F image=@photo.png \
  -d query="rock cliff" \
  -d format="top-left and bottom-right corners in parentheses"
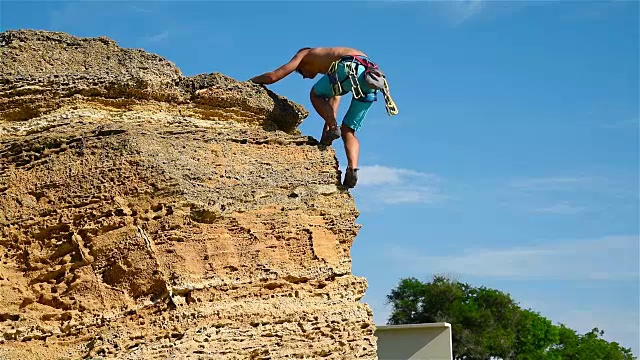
top-left (0, 30), bottom-right (376, 359)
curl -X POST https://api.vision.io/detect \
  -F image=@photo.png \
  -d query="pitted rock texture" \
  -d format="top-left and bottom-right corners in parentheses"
top-left (0, 30), bottom-right (376, 359)
top-left (0, 29), bottom-right (307, 133)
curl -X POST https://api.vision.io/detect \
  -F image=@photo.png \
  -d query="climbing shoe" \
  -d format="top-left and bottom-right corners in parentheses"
top-left (320, 127), bottom-right (341, 146)
top-left (343, 167), bottom-right (358, 188)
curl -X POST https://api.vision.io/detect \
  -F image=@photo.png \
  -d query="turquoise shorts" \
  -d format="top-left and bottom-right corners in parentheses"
top-left (312, 56), bottom-right (378, 132)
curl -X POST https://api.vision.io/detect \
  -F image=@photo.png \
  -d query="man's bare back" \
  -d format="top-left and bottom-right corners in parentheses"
top-left (249, 47), bottom-right (366, 84)
top-left (296, 47), bottom-right (367, 79)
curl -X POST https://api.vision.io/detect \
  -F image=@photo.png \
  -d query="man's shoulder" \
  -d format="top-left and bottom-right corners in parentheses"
top-left (300, 47), bottom-right (357, 57)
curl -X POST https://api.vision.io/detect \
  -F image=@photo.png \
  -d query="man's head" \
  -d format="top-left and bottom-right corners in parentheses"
top-left (295, 47), bottom-right (313, 79)
top-left (295, 67), bottom-right (309, 79)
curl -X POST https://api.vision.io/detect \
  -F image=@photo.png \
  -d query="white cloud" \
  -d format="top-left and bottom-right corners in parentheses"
top-left (534, 202), bottom-right (586, 215)
top-left (390, 235), bottom-right (640, 280)
top-left (377, 186), bottom-right (443, 205)
top-left (563, 0), bottom-right (633, 22)
top-left (358, 165), bottom-right (440, 186)
top-left (147, 30), bottom-right (169, 43)
top-left (450, 0), bottom-right (485, 25)
top-left (510, 176), bottom-right (595, 191)
top-left (505, 173), bottom-right (637, 215)
top-left (49, 2), bottom-right (86, 30)
top-left (601, 117), bottom-right (640, 129)
top-left (129, 4), bottom-right (153, 14)
top-left (507, 176), bottom-right (598, 215)
top-left (431, 0), bottom-right (486, 26)
top-left (354, 165), bottom-right (446, 206)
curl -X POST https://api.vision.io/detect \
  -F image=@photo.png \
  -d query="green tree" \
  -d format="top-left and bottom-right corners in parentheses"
top-left (549, 325), bottom-right (635, 360)
top-left (386, 275), bottom-right (523, 359)
top-left (385, 275), bottom-right (635, 360)
top-left (513, 309), bottom-right (559, 360)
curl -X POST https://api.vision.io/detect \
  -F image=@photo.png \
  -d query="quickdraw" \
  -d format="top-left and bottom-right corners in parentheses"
top-left (381, 78), bottom-right (398, 116)
top-left (327, 55), bottom-right (398, 116)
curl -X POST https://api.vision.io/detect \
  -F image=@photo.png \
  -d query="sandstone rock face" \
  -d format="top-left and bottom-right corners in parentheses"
top-left (0, 30), bottom-right (376, 359)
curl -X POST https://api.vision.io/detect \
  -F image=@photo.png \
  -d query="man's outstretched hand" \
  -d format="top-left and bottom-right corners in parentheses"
top-left (247, 80), bottom-right (268, 89)
top-left (248, 73), bottom-right (278, 85)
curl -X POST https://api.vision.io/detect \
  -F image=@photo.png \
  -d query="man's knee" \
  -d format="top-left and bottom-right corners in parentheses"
top-left (311, 86), bottom-right (332, 101)
top-left (310, 87), bottom-right (319, 100)
top-left (340, 124), bottom-right (355, 137)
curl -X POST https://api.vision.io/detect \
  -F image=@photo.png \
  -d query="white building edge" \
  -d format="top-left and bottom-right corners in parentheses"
top-left (375, 322), bottom-right (453, 360)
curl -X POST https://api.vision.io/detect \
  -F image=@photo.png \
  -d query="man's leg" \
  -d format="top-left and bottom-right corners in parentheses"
top-left (323, 96), bottom-right (341, 134)
top-left (341, 124), bottom-right (359, 170)
top-left (330, 96), bottom-right (341, 118)
top-left (310, 72), bottom-right (345, 145)
top-left (310, 88), bottom-right (338, 130)
top-left (341, 124), bottom-right (360, 188)
top-left (311, 87), bottom-right (342, 145)
top-left (340, 94), bottom-right (375, 188)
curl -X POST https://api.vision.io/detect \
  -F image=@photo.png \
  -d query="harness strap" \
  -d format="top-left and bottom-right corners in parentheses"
top-left (341, 55), bottom-right (378, 68)
top-left (327, 55), bottom-right (399, 115)
top-left (347, 55), bottom-right (398, 116)
top-left (327, 60), bottom-right (344, 96)
top-left (344, 58), bottom-right (365, 99)
top-left (328, 56), bottom-right (369, 99)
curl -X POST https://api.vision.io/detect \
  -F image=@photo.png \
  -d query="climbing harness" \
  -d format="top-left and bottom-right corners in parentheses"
top-left (327, 55), bottom-right (399, 116)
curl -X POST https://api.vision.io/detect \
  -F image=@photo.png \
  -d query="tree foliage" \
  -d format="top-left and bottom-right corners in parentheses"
top-left (386, 275), bottom-right (635, 360)
top-left (548, 325), bottom-right (635, 360)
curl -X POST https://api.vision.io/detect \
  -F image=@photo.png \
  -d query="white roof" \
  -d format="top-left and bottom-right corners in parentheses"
top-left (375, 322), bottom-right (451, 330)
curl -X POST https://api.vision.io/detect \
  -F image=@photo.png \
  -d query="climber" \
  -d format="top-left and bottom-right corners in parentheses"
top-left (249, 46), bottom-right (398, 189)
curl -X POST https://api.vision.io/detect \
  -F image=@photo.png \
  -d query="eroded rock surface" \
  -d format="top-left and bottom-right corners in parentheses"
top-left (0, 29), bottom-right (307, 133)
top-left (0, 29), bottom-right (375, 359)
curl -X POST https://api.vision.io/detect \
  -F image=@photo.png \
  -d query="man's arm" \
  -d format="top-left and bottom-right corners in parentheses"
top-left (249, 48), bottom-right (310, 85)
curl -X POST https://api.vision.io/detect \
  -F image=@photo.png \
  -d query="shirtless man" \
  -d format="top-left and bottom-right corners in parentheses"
top-left (249, 46), bottom-right (381, 188)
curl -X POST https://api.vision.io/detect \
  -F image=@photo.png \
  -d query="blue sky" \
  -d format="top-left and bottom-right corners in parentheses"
top-left (3, 0), bottom-right (638, 353)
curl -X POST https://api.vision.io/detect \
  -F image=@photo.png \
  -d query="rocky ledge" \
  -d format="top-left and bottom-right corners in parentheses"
top-left (0, 29), bottom-right (376, 359)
